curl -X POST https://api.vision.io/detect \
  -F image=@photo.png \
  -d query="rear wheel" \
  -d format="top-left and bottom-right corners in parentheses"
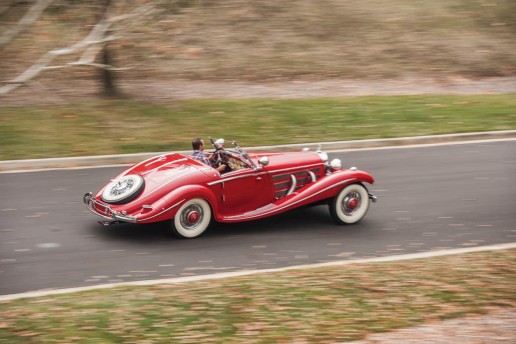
top-left (330, 184), bottom-right (370, 224)
top-left (172, 198), bottom-right (212, 239)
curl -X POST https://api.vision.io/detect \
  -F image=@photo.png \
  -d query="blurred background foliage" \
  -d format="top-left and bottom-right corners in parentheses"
top-left (0, 0), bottom-right (515, 159)
top-left (1, 0), bottom-right (515, 89)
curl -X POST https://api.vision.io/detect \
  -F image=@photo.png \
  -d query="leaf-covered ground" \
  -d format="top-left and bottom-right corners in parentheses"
top-left (1, 250), bottom-right (514, 343)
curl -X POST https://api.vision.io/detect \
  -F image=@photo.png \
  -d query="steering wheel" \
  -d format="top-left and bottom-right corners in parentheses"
top-left (209, 138), bottom-right (232, 173)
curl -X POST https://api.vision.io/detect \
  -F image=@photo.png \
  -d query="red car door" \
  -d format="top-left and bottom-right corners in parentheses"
top-left (215, 169), bottom-right (273, 215)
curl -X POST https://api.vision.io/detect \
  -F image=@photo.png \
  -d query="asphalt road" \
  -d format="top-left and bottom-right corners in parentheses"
top-left (1, 140), bottom-right (515, 295)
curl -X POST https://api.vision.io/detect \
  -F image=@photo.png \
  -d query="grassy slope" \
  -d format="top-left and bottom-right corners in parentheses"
top-left (0, 0), bottom-right (515, 83)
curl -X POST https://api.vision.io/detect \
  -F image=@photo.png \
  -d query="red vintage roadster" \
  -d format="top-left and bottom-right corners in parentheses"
top-left (84, 139), bottom-right (377, 238)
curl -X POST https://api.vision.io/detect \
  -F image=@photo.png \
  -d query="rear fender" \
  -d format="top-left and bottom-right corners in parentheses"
top-left (134, 185), bottom-right (218, 224)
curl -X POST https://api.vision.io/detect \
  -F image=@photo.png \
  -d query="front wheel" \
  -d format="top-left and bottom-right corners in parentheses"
top-left (172, 198), bottom-right (212, 239)
top-left (330, 184), bottom-right (370, 224)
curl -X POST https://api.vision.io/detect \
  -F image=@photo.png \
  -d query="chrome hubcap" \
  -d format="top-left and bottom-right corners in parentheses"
top-left (180, 204), bottom-right (203, 230)
top-left (187, 211), bottom-right (200, 224)
top-left (110, 179), bottom-right (134, 196)
top-left (341, 191), bottom-right (361, 216)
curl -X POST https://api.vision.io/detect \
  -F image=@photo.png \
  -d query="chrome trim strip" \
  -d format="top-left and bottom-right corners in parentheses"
top-left (267, 163), bottom-right (322, 175)
top-left (141, 158), bottom-right (189, 176)
top-left (209, 163), bottom-right (322, 186)
top-left (113, 213), bottom-right (137, 223)
top-left (309, 171), bottom-right (317, 183)
top-left (208, 171), bottom-right (266, 186)
top-left (84, 192), bottom-right (186, 223)
top-left (144, 155), bottom-right (187, 167)
top-left (287, 174), bottom-right (296, 196)
top-left (140, 199), bottom-right (186, 222)
top-left (84, 193), bottom-right (116, 221)
top-left (142, 169), bottom-right (198, 199)
top-left (130, 153), bottom-right (188, 172)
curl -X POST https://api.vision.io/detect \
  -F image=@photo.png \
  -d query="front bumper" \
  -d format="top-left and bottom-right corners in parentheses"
top-left (83, 192), bottom-right (138, 223)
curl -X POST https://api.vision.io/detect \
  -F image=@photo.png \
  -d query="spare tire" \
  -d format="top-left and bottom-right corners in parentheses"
top-left (101, 174), bottom-right (145, 205)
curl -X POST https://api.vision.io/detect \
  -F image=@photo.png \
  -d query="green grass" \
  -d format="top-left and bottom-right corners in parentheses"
top-left (0, 250), bottom-right (514, 343)
top-left (1, 94), bottom-right (515, 160)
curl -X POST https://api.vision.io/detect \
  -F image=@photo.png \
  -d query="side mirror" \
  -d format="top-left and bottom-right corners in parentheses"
top-left (258, 156), bottom-right (269, 167)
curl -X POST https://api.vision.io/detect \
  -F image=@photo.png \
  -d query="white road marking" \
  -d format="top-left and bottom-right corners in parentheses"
top-left (0, 259), bottom-right (16, 263)
top-left (36, 243), bottom-right (61, 249)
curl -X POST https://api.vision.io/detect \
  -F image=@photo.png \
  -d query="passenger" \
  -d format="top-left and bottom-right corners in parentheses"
top-left (191, 138), bottom-right (226, 172)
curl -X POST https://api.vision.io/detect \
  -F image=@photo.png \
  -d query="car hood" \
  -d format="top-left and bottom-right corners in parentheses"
top-left (249, 151), bottom-right (325, 171)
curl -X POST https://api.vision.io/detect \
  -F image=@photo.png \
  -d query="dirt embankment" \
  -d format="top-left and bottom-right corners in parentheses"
top-left (1, 76), bottom-right (515, 106)
top-left (1, 0), bottom-right (515, 105)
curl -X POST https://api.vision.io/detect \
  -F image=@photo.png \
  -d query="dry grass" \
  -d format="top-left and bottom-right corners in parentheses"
top-left (1, 0), bottom-right (515, 88)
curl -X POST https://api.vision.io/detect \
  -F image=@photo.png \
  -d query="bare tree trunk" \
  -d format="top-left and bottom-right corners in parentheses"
top-left (98, 0), bottom-right (118, 97)
top-left (101, 45), bottom-right (117, 96)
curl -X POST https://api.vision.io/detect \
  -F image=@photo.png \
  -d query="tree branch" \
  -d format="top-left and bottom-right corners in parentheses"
top-left (0, 17), bottom-right (115, 95)
top-left (0, 0), bottom-right (55, 49)
top-left (0, 1), bottom-right (161, 96)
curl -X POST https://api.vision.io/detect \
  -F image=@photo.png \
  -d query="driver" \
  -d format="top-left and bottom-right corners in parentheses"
top-left (191, 138), bottom-right (226, 172)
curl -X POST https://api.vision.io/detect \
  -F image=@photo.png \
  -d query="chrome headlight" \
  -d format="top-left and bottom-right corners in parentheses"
top-left (330, 159), bottom-right (342, 169)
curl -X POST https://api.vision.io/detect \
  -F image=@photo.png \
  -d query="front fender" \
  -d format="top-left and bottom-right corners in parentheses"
top-left (285, 168), bottom-right (374, 206)
top-left (333, 169), bottom-right (374, 185)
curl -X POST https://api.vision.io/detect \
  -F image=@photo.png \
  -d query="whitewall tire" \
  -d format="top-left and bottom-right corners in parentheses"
top-left (330, 184), bottom-right (370, 224)
top-left (172, 198), bottom-right (212, 239)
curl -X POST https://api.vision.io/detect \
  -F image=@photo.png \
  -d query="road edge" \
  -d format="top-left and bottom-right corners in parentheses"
top-left (1, 130), bottom-right (516, 172)
top-left (1, 242), bottom-right (514, 301)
